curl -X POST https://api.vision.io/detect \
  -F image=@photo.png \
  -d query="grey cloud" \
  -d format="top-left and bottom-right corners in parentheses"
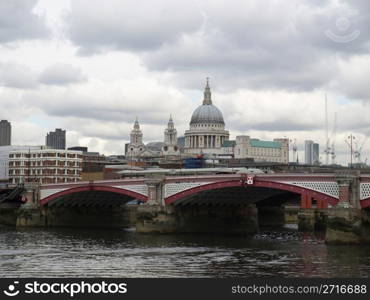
top-left (232, 120), bottom-right (323, 132)
top-left (0, 62), bottom-right (87, 89)
top-left (143, 1), bottom-right (369, 92)
top-left (64, 0), bottom-right (203, 55)
top-left (63, 0), bottom-right (370, 94)
top-left (63, 117), bottom-right (165, 142)
top-left (21, 87), bottom-right (192, 126)
top-left (39, 64), bottom-right (87, 86)
top-left (0, 0), bottom-right (49, 44)
top-left (0, 62), bottom-right (38, 89)
top-left (39, 99), bottom-right (181, 124)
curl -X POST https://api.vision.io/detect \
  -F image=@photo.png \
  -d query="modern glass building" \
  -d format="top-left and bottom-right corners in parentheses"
top-left (0, 120), bottom-right (11, 146)
top-left (46, 128), bottom-right (66, 150)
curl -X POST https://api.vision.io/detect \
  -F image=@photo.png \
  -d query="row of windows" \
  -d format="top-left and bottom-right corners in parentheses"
top-left (252, 157), bottom-right (288, 163)
top-left (9, 169), bottom-right (81, 175)
top-left (11, 177), bottom-right (80, 184)
top-left (9, 161), bottom-right (82, 167)
top-left (234, 147), bottom-right (281, 156)
top-left (10, 153), bottom-right (82, 159)
top-left (192, 124), bottom-right (223, 129)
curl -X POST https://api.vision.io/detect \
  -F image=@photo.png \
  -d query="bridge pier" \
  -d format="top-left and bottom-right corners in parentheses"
top-left (325, 207), bottom-right (363, 244)
top-left (325, 174), bottom-right (368, 244)
top-left (16, 205), bottom-right (47, 227)
top-left (298, 209), bottom-right (316, 231)
top-left (136, 204), bottom-right (259, 234)
top-left (136, 205), bottom-right (176, 233)
top-left (137, 175), bottom-right (171, 232)
top-left (15, 184), bottom-right (48, 227)
top-left (298, 209), bottom-right (327, 231)
top-left (362, 209), bottom-right (370, 244)
top-left (298, 192), bottom-right (327, 231)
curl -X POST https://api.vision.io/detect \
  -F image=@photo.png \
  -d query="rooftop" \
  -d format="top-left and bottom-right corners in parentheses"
top-left (222, 140), bottom-right (236, 148)
top-left (250, 139), bottom-right (281, 149)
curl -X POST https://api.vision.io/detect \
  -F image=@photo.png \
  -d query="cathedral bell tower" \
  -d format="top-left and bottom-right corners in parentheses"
top-left (162, 115), bottom-right (180, 156)
top-left (126, 117), bottom-right (146, 158)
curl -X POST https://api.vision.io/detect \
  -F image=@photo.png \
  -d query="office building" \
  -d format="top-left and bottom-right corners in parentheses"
top-left (229, 136), bottom-right (289, 163)
top-left (305, 140), bottom-right (320, 165)
top-left (0, 145), bottom-right (45, 179)
top-left (8, 149), bottom-right (82, 184)
top-left (313, 143), bottom-right (320, 165)
top-left (0, 120), bottom-right (11, 146)
top-left (46, 128), bottom-right (66, 150)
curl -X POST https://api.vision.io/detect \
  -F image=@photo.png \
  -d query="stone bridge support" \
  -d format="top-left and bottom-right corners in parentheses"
top-left (325, 173), bottom-right (369, 244)
top-left (293, 173), bottom-right (369, 244)
top-left (16, 183), bottom-right (48, 227)
top-left (136, 175), bottom-right (174, 233)
top-left (145, 175), bottom-right (165, 206)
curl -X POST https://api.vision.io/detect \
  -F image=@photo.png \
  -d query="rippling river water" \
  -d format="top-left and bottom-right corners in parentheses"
top-left (1, 225), bottom-right (369, 278)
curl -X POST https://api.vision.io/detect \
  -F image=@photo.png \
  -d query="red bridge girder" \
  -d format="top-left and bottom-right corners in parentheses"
top-left (360, 198), bottom-right (370, 209)
top-left (164, 178), bottom-right (339, 208)
top-left (40, 185), bottom-right (148, 206)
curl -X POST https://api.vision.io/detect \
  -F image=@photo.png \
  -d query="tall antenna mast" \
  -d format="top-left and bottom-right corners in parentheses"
top-left (324, 94), bottom-right (330, 165)
top-left (345, 134), bottom-right (355, 167)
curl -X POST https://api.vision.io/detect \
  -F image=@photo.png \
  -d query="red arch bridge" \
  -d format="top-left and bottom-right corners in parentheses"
top-left (31, 173), bottom-right (370, 209)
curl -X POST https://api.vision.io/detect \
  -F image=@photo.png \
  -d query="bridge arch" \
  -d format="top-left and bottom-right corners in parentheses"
top-left (40, 185), bottom-right (148, 206)
top-left (165, 179), bottom-right (339, 207)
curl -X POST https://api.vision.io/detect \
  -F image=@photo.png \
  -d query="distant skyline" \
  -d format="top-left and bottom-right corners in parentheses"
top-left (0, 0), bottom-right (369, 165)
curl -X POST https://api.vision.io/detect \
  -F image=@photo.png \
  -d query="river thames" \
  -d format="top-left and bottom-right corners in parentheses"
top-left (1, 225), bottom-right (369, 278)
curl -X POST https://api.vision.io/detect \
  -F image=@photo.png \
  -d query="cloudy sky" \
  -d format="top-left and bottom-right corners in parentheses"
top-left (1, 0), bottom-right (370, 165)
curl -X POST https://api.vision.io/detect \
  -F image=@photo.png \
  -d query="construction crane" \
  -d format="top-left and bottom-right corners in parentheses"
top-left (354, 136), bottom-right (368, 164)
top-left (330, 112), bottom-right (337, 165)
top-left (324, 94), bottom-right (331, 165)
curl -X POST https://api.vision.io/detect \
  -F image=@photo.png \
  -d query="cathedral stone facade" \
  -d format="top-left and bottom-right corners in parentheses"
top-left (125, 79), bottom-right (289, 163)
top-left (162, 116), bottom-right (180, 156)
top-left (125, 117), bottom-right (180, 159)
top-left (184, 80), bottom-right (229, 156)
top-left (125, 118), bottom-right (147, 158)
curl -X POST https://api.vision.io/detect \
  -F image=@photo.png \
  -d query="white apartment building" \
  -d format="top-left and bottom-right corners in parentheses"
top-left (8, 149), bottom-right (83, 184)
top-left (0, 145), bottom-right (46, 179)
